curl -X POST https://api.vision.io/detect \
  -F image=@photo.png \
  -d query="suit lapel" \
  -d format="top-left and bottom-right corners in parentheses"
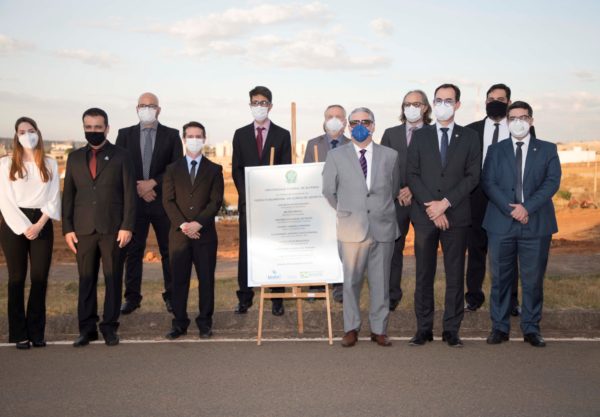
top-left (131, 124), bottom-right (143, 179)
top-left (261, 122), bottom-right (276, 162)
top-left (316, 135), bottom-right (329, 163)
top-left (344, 144), bottom-right (368, 192)
top-left (149, 124), bottom-right (166, 177)
top-left (426, 126), bottom-right (443, 170)
top-left (192, 158), bottom-right (210, 191)
top-left (370, 144), bottom-right (381, 189)
top-left (94, 143), bottom-right (116, 180)
top-left (523, 138), bottom-right (539, 182)
top-left (445, 125), bottom-right (462, 170)
top-left (501, 139), bottom-right (517, 183)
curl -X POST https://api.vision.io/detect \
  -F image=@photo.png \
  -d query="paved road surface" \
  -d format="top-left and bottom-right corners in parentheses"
top-left (1, 340), bottom-right (598, 417)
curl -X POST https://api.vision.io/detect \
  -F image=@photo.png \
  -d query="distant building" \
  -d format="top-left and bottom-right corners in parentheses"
top-left (558, 146), bottom-right (597, 164)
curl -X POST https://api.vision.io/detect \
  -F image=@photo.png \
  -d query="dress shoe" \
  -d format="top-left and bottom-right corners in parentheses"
top-left (524, 333), bottom-right (546, 347)
top-left (234, 302), bottom-right (252, 314)
top-left (341, 330), bottom-right (358, 347)
top-left (408, 332), bottom-right (433, 346)
top-left (166, 328), bottom-right (187, 340)
top-left (389, 299), bottom-right (400, 312)
top-left (120, 300), bottom-right (140, 315)
top-left (199, 329), bottom-right (213, 339)
top-left (102, 331), bottom-right (120, 346)
top-left (464, 302), bottom-right (479, 312)
top-left (511, 305), bottom-right (522, 317)
top-left (73, 332), bottom-right (99, 347)
top-left (32, 340), bottom-right (47, 348)
top-left (272, 301), bottom-right (284, 316)
top-left (164, 298), bottom-right (174, 314)
top-left (370, 333), bottom-right (392, 347)
top-left (442, 331), bottom-right (464, 348)
top-left (16, 340), bottom-right (31, 350)
top-left (486, 330), bottom-right (509, 344)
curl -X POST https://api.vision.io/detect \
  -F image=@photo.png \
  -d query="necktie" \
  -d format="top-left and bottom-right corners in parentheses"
top-left (492, 122), bottom-right (500, 145)
top-left (515, 142), bottom-right (524, 203)
top-left (256, 127), bottom-right (265, 156)
top-left (190, 160), bottom-right (197, 185)
top-left (142, 128), bottom-right (153, 180)
top-left (359, 149), bottom-right (367, 179)
top-left (440, 128), bottom-right (449, 168)
top-left (407, 127), bottom-right (416, 146)
top-left (331, 139), bottom-right (339, 149)
top-left (89, 149), bottom-right (98, 179)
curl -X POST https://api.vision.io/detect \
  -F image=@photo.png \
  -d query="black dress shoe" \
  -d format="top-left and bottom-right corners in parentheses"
top-left (272, 301), bottom-right (284, 316)
top-left (409, 332), bottom-right (433, 346)
top-left (524, 333), bottom-right (546, 347)
top-left (511, 305), bottom-right (522, 317)
top-left (389, 299), bottom-right (400, 312)
top-left (442, 331), bottom-right (464, 348)
top-left (73, 332), bottom-right (99, 347)
top-left (166, 328), bottom-right (187, 340)
top-left (102, 331), bottom-right (120, 346)
top-left (32, 340), bottom-right (47, 348)
top-left (234, 302), bottom-right (252, 314)
top-left (121, 300), bottom-right (140, 315)
top-left (486, 330), bottom-right (509, 344)
top-left (199, 329), bottom-right (213, 339)
top-left (464, 302), bottom-right (479, 312)
top-left (16, 340), bottom-right (31, 350)
top-left (164, 298), bottom-right (174, 314)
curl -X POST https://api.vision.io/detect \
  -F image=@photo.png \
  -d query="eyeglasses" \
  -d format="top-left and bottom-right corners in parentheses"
top-left (403, 102), bottom-right (423, 108)
top-left (434, 98), bottom-right (456, 106)
top-left (508, 115), bottom-right (532, 122)
top-left (138, 104), bottom-right (158, 109)
top-left (348, 119), bottom-right (373, 127)
top-left (250, 100), bottom-right (271, 107)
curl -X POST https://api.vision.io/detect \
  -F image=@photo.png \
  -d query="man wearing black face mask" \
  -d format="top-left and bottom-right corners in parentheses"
top-left (62, 108), bottom-right (136, 347)
top-left (465, 84), bottom-right (522, 315)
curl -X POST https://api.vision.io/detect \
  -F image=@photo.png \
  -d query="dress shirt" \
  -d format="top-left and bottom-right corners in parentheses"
top-left (185, 154), bottom-right (203, 173)
top-left (353, 141), bottom-right (373, 191)
top-left (435, 121), bottom-right (455, 150)
top-left (253, 119), bottom-right (271, 149)
top-left (0, 157), bottom-right (61, 235)
top-left (512, 134), bottom-right (530, 203)
top-left (139, 120), bottom-right (158, 155)
top-left (483, 117), bottom-right (510, 166)
top-left (406, 121), bottom-right (424, 146)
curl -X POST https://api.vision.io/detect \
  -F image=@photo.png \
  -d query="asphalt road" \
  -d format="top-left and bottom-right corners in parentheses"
top-left (1, 340), bottom-right (598, 417)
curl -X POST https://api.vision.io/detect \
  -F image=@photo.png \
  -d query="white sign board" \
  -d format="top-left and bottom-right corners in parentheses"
top-left (246, 163), bottom-right (343, 286)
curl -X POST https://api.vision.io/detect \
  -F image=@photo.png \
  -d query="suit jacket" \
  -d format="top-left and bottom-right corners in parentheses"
top-left (115, 122), bottom-right (183, 201)
top-left (232, 121), bottom-right (291, 209)
top-left (162, 156), bottom-right (224, 244)
top-left (407, 124), bottom-right (481, 227)
top-left (62, 142), bottom-right (136, 236)
top-left (322, 142), bottom-right (400, 243)
top-left (482, 137), bottom-right (560, 237)
top-left (303, 134), bottom-right (350, 163)
top-left (381, 124), bottom-right (414, 188)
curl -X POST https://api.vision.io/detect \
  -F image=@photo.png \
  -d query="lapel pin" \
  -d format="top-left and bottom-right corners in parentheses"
top-left (105, 156), bottom-right (109, 160)
top-left (533, 148), bottom-right (537, 152)
top-left (455, 134), bottom-right (459, 138)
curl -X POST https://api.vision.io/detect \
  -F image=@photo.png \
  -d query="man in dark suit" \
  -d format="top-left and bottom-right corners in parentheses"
top-left (381, 89), bottom-right (431, 311)
top-left (407, 84), bottom-right (480, 347)
top-left (483, 101), bottom-right (560, 348)
top-left (162, 121), bottom-right (224, 340)
top-left (63, 108), bottom-right (136, 347)
top-left (304, 104), bottom-right (350, 303)
top-left (116, 92), bottom-right (183, 315)
top-left (232, 86), bottom-right (291, 316)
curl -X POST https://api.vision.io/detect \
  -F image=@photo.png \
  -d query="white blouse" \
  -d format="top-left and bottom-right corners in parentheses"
top-left (0, 156), bottom-right (61, 235)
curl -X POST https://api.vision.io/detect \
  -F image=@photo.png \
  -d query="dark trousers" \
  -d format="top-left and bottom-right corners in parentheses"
top-left (237, 210), bottom-right (282, 306)
top-left (389, 203), bottom-right (411, 304)
top-left (76, 232), bottom-right (126, 335)
top-left (488, 224), bottom-right (551, 335)
top-left (124, 201), bottom-right (172, 303)
top-left (466, 185), bottom-right (519, 308)
top-left (170, 231), bottom-right (217, 332)
top-left (414, 223), bottom-right (468, 334)
top-left (0, 210), bottom-right (53, 343)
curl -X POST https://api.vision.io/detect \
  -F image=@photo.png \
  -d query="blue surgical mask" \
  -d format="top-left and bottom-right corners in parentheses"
top-left (351, 124), bottom-right (370, 142)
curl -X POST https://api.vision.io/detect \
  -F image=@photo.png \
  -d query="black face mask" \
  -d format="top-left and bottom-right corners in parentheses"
top-left (85, 131), bottom-right (106, 146)
top-left (486, 100), bottom-right (508, 120)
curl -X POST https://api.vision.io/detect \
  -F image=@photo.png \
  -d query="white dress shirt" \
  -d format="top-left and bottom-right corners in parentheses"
top-left (353, 141), bottom-right (373, 190)
top-left (482, 117), bottom-right (510, 166)
top-left (512, 134), bottom-right (530, 203)
top-left (0, 157), bottom-right (61, 235)
top-left (435, 121), bottom-right (455, 150)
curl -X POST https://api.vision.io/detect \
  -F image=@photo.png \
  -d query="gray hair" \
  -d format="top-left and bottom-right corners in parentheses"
top-left (324, 104), bottom-right (346, 117)
top-left (349, 107), bottom-right (375, 122)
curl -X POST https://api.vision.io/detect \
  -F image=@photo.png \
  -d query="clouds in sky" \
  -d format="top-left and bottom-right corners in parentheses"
top-left (55, 49), bottom-right (120, 68)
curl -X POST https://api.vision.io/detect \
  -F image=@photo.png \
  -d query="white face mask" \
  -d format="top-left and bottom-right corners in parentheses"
top-left (18, 132), bottom-right (39, 149)
top-left (251, 106), bottom-right (269, 122)
top-left (509, 119), bottom-right (530, 139)
top-left (138, 107), bottom-right (157, 124)
top-left (185, 138), bottom-right (205, 154)
top-left (434, 103), bottom-right (454, 122)
top-left (404, 105), bottom-right (422, 123)
top-left (324, 117), bottom-right (344, 135)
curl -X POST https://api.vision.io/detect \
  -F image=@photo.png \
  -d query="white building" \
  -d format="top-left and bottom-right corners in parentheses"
top-left (558, 146), bottom-right (597, 164)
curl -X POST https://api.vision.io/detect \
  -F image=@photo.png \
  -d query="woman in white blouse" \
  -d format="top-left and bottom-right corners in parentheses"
top-left (0, 117), bottom-right (60, 349)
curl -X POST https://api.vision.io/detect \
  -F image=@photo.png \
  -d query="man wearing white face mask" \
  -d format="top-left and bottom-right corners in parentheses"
top-left (232, 86), bottom-right (292, 316)
top-left (162, 121), bottom-right (224, 340)
top-left (116, 92), bottom-right (183, 315)
top-left (381, 89), bottom-right (432, 311)
top-left (482, 101), bottom-right (560, 348)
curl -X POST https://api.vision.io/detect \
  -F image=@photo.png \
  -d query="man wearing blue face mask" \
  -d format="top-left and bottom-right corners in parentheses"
top-left (322, 107), bottom-right (400, 347)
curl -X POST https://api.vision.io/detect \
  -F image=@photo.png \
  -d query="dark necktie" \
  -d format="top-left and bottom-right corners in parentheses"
top-left (359, 149), bottom-right (367, 179)
top-left (89, 149), bottom-right (98, 179)
top-left (492, 122), bottom-right (500, 145)
top-left (515, 142), bottom-right (524, 203)
top-left (440, 128), bottom-right (449, 168)
top-left (256, 127), bottom-right (265, 156)
top-left (331, 139), bottom-right (338, 149)
top-left (142, 128), bottom-right (153, 180)
top-left (407, 127), bottom-right (416, 146)
top-left (190, 160), bottom-right (197, 185)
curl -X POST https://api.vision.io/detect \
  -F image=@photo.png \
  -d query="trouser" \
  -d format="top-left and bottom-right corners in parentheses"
top-left (389, 203), bottom-right (411, 304)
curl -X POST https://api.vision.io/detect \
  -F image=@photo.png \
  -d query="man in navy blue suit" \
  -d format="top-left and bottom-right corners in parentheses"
top-left (482, 101), bottom-right (561, 348)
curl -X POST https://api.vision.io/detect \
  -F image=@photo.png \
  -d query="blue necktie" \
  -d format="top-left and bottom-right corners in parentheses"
top-left (440, 128), bottom-right (449, 168)
top-left (331, 139), bottom-right (339, 149)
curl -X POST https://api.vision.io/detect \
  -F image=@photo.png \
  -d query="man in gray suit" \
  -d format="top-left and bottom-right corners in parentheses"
top-left (323, 107), bottom-right (400, 347)
top-left (304, 104), bottom-right (351, 303)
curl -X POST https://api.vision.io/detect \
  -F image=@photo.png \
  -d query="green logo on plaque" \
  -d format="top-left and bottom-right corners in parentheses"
top-left (285, 170), bottom-right (297, 183)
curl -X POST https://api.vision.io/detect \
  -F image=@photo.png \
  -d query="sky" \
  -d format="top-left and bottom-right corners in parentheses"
top-left (1, 0), bottom-right (599, 149)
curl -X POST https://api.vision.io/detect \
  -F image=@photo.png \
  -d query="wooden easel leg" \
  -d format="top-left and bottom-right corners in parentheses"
top-left (257, 287), bottom-right (265, 346)
top-left (296, 287), bottom-right (304, 334)
top-left (326, 285), bottom-right (333, 345)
